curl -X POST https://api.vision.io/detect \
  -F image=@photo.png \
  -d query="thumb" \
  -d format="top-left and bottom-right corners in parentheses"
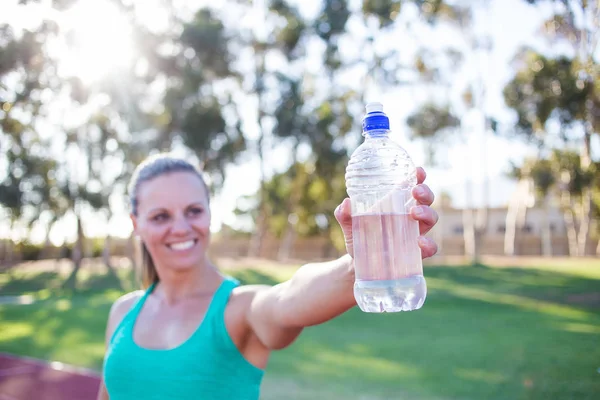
top-left (334, 198), bottom-right (352, 230)
top-left (335, 198), bottom-right (354, 255)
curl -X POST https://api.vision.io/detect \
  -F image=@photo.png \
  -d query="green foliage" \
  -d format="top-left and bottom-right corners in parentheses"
top-left (528, 158), bottom-right (555, 196)
top-left (362, 0), bottom-right (402, 28)
top-left (406, 102), bottom-right (460, 164)
top-left (154, 8), bottom-right (245, 190)
top-left (180, 9), bottom-right (232, 79)
top-left (269, 1), bottom-right (306, 56)
top-left (406, 102), bottom-right (460, 139)
top-left (315, 0), bottom-right (351, 40)
top-left (549, 150), bottom-right (593, 197)
top-left (503, 51), bottom-right (594, 142)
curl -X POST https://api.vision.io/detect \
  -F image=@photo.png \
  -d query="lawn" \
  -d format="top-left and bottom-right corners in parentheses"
top-left (1, 258), bottom-right (599, 400)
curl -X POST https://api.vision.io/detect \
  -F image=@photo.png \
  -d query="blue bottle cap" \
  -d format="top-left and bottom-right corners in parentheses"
top-left (362, 102), bottom-right (390, 134)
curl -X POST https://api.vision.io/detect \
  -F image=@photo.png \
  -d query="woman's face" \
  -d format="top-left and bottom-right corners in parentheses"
top-left (132, 171), bottom-right (211, 273)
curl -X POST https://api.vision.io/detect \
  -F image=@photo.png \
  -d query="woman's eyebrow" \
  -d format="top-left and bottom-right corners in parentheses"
top-left (147, 207), bottom-right (167, 214)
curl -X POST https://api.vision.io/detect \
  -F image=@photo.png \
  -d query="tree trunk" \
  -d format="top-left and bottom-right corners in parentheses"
top-left (103, 234), bottom-right (120, 283)
top-left (504, 198), bottom-right (519, 256)
top-left (462, 174), bottom-right (485, 264)
top-left (4, 220), bottom-right (15, 266)
top-left (4, 239), bottom-right (14, 267)
top-left (277, 221), bottom-right (297, 262)
top-left (247, 55), bottom-right (268, 258)
top-left (38, 222), bottom-right (54, 261)
top-left (275, 212), bottom-right (304, 262)
top-left (577, 188), bottom-right (592, 256)
top-left (474, 208), bottom-right (487, 262)
top-left (103, 234), bottom-right (112, 267)
top-left (541, 193), bottom-right (553, 257)
top-left (63, 213), bottom-right (85, 290)
top-left (561, 192), bottom-right (579, 257)
top-left (579, 27), bottom-right (594, 255)
top-left (505, 178), bottom-right (533, 256)
top-left (277, 145), bottom-right (303, 262)
top-left (463, 207), bottom-right (477, 262)
top-left (248, 210), bottom-right (267, 258)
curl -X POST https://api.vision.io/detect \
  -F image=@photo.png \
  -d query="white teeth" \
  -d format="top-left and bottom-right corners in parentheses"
top-left (169, 240), bottom-right (195, 251)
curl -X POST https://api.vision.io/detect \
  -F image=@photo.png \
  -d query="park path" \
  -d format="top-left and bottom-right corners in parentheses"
top-left (0, 353), bottom-right (100, 400)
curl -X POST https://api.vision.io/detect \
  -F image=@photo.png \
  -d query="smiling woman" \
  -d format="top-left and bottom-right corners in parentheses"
top-left (56, 0), bottom-right (134, 84)
top-left (94, 152), bottom-right (440, 400)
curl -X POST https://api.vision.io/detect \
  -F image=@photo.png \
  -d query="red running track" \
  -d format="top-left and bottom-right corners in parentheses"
top-left (0, 353), bottom-right (100, 400)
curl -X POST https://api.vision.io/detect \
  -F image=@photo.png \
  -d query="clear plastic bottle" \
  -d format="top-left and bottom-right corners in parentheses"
top-left (345, 102), bottom-right (427, 313)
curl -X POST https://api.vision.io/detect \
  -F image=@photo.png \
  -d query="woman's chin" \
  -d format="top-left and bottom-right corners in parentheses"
top-left (158, 253), bottom-right (205, 272)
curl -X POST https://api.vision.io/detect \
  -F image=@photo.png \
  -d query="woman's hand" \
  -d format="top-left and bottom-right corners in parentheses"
top-left (334, 166), bottom-right (439, 259)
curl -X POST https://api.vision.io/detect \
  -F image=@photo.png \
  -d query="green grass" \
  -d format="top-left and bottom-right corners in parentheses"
top-left (1, 259), bottom-right (600, 400)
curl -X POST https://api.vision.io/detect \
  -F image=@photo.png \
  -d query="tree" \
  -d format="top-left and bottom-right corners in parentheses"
top-left (504, 50), bottom-right (598, 255)
top-left (0, 20), bottom-right (61, 264)
top-left (243, 0), bottom-right (478, 259)
top-left (507, 0), bottom-right (600, 255)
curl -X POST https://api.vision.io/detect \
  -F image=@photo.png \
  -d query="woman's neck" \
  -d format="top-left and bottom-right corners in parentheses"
top-left (153, 259), bottom-right (224, 305)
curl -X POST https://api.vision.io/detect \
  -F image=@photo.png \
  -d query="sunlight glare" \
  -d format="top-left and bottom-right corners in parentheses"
top-left (59, 1), bottom-right (134, 84)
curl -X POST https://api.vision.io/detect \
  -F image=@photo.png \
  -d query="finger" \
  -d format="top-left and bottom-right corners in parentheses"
top-left (411, 205), bottom-right (439, 235)
top-left (334, 198), bottom-right (352, 227)
top-left (418, 236), bottom-right (438, 259)
top-left (416, 167), bottom-right (426, 185)
top-left (412, 184), bottom-right (434, 206)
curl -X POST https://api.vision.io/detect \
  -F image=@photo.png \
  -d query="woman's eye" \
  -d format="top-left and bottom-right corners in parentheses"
top-left (152, 214), bottom-right (169, 222)
top-left (188, 208), bottom-right (203, 216)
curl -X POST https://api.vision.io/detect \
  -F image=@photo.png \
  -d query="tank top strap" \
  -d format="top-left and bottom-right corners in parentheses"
top-left (130, 282), bottom-right (156, 316)
top-left (207, 277), bottom-right (240, 317)
top-left (108, 282), bottom-right (156, 345)
top-left (202, 277), bottom-right (240, 347)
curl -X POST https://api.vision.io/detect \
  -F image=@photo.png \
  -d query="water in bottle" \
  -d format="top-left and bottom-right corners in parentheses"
top-left (345, 102), bottom-right (427, 313)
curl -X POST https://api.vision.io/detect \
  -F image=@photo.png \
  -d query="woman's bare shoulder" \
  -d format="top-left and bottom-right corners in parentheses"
top-left (107, 290), bottom-right (145, 326)
top-left (231, 284), bottom-right (271, 302)
top-left (226, 284), bottom-right (271, 317)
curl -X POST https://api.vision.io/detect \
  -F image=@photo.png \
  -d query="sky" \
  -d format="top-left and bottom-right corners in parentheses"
top-left (2, 0), bottom-right (596, 245)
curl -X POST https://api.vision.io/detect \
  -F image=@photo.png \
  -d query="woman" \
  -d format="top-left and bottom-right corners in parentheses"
top-left (97, 154), bottom-right (439, 400)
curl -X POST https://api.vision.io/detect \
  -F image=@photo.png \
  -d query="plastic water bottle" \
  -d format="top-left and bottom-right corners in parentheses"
top-left (345, 102), bottom-right (427, 313)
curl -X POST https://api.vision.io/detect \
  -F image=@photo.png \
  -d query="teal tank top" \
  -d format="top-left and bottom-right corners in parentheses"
top-left (103, 278), bottom-right (265, 400)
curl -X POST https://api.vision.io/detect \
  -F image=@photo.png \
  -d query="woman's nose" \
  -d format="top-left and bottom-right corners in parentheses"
top-left (170, 215), bottom-right (192, 235)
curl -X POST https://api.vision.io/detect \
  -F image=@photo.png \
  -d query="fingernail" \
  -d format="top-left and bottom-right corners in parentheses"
top-left (414, 206), bottom-right (424, 217)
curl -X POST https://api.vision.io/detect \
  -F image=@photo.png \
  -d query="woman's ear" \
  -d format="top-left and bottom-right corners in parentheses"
top-left (130, 213), bottom-right (138, 234)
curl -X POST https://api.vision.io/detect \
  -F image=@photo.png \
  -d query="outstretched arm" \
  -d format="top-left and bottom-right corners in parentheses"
top-left (246, 167), bottom-right (439, 350)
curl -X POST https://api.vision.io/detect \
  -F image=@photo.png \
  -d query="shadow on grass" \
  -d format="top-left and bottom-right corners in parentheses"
top-left (0, 271), bottom-right (63, 295)
top-left (77, 271), bottom-right (129, 293)
top-left (1, 268), bottom-right (132, 299)
top-left (425, 264), bottom-right (600, 308)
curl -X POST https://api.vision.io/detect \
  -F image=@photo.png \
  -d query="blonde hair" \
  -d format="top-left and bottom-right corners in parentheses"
top-left (128, 154), bottom-right (209, 288)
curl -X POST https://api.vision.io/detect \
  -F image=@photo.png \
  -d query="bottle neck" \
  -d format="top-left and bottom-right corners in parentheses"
top-left (363, 129), bottom-right (390, 138)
